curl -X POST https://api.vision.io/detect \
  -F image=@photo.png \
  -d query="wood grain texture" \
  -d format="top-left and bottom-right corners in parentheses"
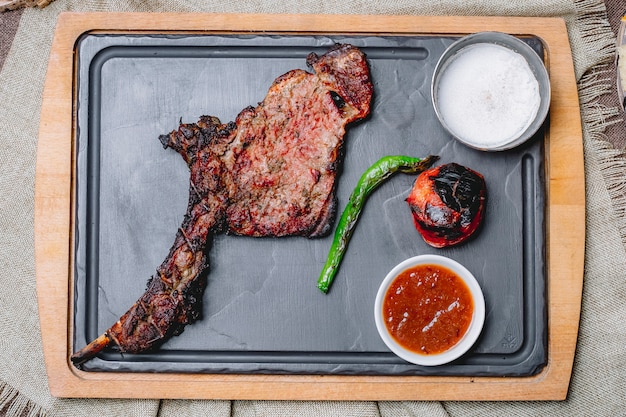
top-left (35, 12), bottom-right (585, 400)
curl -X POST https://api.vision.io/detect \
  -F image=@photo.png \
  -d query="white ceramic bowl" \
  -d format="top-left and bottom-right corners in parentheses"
top-left (431, 32), bottom-right (550, 151)
top-left (374, 254), bottom-right (485, 366)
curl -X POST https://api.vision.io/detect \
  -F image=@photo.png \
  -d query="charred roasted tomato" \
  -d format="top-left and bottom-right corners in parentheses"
top-left (406, 163), bottom-right (486, 248)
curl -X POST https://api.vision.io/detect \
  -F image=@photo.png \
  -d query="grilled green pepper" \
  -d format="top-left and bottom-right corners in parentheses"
top-left (317, 154), bottom-right (439, 293)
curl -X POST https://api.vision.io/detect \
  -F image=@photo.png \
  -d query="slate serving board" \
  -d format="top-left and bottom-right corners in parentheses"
top-left (72, 33), bottom-right (546, 376)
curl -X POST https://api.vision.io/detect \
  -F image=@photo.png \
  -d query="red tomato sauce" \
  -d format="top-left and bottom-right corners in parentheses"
top-left (382, 264), bottom-right (474, 355)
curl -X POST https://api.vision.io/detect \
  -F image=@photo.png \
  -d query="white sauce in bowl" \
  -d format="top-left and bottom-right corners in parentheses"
top-left (436, 43), bottom-right (541, 149)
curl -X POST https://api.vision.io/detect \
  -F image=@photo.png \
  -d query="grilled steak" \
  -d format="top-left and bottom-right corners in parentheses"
top-left (71, 44), bottom-right (373, 365)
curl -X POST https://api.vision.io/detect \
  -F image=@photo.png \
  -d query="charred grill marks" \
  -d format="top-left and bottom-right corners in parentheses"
top-left (406, 163), bottom-right (486, 248)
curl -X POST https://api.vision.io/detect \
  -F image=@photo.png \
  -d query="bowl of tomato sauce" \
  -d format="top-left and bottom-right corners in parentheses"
top-left (374, 254), bottom-right (485, 366)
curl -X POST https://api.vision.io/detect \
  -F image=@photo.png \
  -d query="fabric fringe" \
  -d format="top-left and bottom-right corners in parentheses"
top-left (572, 0), bottom-right (616, 81)
top-left (591, 136), bottom-right (626, 246)
top-left (578, 64), bottom-right (622, 136)
top-left (574, 0), bottom-right (621, 142)
top-left (575, 0), bottom-right (618, 46)
top-left (0, 381), bottom-right (46, 417)
top-left (575, 0), bottom-right (626, 248)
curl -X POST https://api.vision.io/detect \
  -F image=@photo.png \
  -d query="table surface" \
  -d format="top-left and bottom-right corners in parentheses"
top-left (0, 1), bottom-right (624, 415)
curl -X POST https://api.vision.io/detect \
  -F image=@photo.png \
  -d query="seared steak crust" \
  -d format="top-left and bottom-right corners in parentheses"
top-left (225, 45), bottom-right (373, 237)
top-left (226, 72), bottom-right (346, 237)
top-left (71, 44), bottom-right (373, 364)
top-left (166, 44), bottom-right (373, 239)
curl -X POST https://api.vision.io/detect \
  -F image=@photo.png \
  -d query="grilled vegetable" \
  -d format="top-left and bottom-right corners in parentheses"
top-left (406, 163), bottom-right (486, 248)
top-left (317, 155), bottom-right (438, 293)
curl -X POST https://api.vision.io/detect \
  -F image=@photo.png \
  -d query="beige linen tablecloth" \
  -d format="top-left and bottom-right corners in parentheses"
top-left (1, 0), bottom-right (625, 416)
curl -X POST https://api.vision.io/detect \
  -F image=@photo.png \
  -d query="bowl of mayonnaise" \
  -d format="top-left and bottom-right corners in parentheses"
top-left (431, 32), bottom-right (550, 151)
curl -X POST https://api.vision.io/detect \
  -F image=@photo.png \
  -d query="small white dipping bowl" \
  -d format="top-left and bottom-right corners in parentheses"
top-left (374, 254), bottom-right (485, 366)
top-left (431, 32), bottom-right (550, 151)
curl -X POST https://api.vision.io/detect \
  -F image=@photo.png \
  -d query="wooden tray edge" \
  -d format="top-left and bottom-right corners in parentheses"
top-left (34, 12), bottom-right (585, 400)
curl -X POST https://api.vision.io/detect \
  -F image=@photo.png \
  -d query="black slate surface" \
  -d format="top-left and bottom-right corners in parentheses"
top-left (73, 34), bottom-right (547, 376)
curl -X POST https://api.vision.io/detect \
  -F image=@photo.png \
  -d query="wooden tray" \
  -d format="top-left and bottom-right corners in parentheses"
top-left (35, 12), bottom-right (585, 400)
